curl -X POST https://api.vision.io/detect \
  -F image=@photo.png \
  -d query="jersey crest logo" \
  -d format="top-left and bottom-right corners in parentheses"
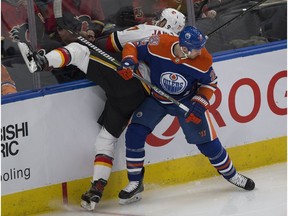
top-left (149, 35), bottom-right (160, 45)
top-left (160, 72), bottom-right (188, 94)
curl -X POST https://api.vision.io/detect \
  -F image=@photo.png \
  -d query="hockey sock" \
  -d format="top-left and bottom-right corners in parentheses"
top-left (93, 127), bottom-right (117, 181)
top-left (46, 47), bottom-right (71, 68)
top-left (196, 138), bottom-right (236, 180)
top-left (93, 154), bottom-right (113, 181)
top-left (125, 124), bottom-right (151, 181)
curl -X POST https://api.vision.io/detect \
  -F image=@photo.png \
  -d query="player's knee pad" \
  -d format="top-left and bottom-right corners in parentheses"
top-left (125, 123), bottom-right (151, 150)
top-left (64, 42), bottom-right (90, 73)
top-left (196, 138), bottom-right (223, 158)
top-left (94, 127), bottom-right (117, 158)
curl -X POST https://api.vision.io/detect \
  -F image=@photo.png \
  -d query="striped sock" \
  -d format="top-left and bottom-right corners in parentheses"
top-left (209, 147), bottom-right (236, 180)
top-left (196, 139), bottom-right (236, 180)
top-left (46, 47), bottom-right (71, 68)
top-left (93, 154), bottom-right (113, 181)
top-left (126, 147), bottom-right (145, 181)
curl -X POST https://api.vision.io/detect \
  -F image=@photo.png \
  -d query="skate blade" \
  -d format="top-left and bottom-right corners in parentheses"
top-left (17, 42), bottom-right (37, 73)
top-left (119, 193), bottom-right (142, 205)
top-left (80, 200), bottom-right (96, 211)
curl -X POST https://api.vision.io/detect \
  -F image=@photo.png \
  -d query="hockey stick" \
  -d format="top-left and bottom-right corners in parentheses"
top-left (91, 55), bottom-right (189, 113)
top-left (53, 0), bottom-right (189, 113)
top-left (206, 0), bottom-right (268, 38)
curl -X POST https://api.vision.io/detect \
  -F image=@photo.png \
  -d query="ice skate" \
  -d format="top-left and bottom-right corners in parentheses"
top-left (17, 42), bottom-right (48, 73)
top-left (228, 172), bottom-right (255, 191)
top-left (118, 180), bottom-right (144, 205)
top-left (80, 178), bottom-right (107, 211)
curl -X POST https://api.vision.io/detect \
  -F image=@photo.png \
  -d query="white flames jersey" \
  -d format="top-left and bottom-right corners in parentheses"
top-left (106, 24), bottom-right (178, 52)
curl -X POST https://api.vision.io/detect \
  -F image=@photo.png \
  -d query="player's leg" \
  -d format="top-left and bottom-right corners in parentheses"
top-left (80, 126), bottom-right (117, 211)
top-left (18, 42), bottom-right (90, 73)
top-left (178, 110), bottom-right (255, 191)
top-left (118, 123), bottom-right (149, 205)
top-left (119, 97), bottom-right (166, 205)
top-left (196, 138), bottom-right (255, 190)
top-left (81, 100), bottom-right (130, 210)
top-left (81, 90), bottom-right (148, 210)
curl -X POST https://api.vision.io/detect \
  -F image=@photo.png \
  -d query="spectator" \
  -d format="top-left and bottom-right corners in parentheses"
top-left (35, 0), bottom-right (105, 45)
top-left (1, 0), bottom-right (48, 53)
top-left (32, 0), bottom-right (106, 84)
top-left (194, 0), bottom-right (220, 19)
top-left (132, 0), bottom-right (220, 23)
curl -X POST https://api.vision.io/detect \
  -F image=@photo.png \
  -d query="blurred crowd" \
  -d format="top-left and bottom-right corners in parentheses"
top-left (1, 0), bottom-right (286, 95)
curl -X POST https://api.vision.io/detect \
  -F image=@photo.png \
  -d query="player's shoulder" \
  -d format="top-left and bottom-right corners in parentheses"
top-left (158, 33), bottom-right (178, 41)
top-left (146, 34), bottom-right (178, 57)
top-left (198, 48), bottom-right (212, 64)
top-left (148, 34), bottom-right (178, 49)
top-left (183, 48), bottom-right (213, 72)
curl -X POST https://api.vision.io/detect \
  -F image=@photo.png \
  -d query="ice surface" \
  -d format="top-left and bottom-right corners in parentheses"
top-left (36, 162), bottom-right (287, 216)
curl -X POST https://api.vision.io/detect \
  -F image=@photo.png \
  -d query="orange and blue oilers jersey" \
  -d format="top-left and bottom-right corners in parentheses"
top-left (123, 34), bottom-right (218, 102)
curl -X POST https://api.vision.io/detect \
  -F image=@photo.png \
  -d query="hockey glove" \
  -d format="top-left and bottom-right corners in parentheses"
top-left (117, 57), bottom-right (138, 80)
top-left (9, 23), bottom-right (29, 43)
top-left (185, 95), bottom-right (209, 124)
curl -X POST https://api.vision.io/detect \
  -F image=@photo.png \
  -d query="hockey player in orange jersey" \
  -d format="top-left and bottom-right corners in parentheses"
top-left (117, 25), bottom-right (255, 204)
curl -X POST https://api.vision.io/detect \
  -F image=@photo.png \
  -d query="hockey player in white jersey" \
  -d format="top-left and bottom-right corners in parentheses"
top-left (18, 8), bottom-right (185, 211)
top-left (106, 8), bottom-right (185, 52)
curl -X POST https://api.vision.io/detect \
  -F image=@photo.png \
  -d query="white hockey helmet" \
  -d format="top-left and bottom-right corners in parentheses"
top-left (155, 8), bottom-right (186, 35)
